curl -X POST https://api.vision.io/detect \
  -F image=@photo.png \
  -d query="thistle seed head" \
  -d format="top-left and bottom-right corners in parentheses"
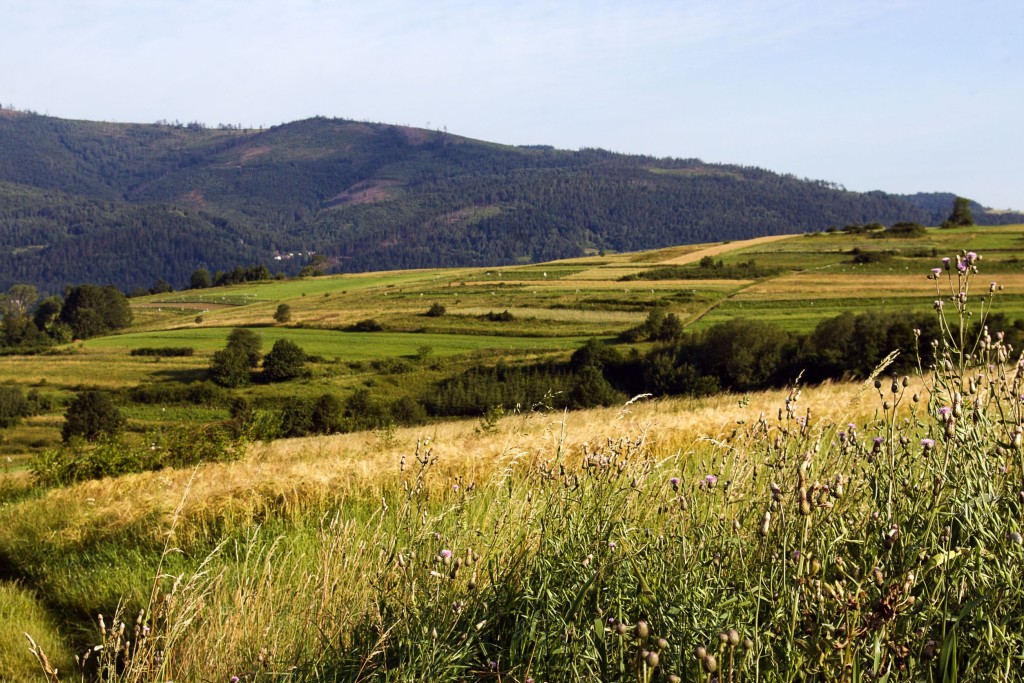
top-left (635, 620), bottom-right (650, 639)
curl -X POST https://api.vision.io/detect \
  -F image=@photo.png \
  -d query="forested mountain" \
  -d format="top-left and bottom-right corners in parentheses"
top-left (2, 108), bottom-right (1020, 292)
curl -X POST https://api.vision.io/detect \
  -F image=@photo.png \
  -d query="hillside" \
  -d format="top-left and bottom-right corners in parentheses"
top-left (2, 108), bottom-right (1022, 293)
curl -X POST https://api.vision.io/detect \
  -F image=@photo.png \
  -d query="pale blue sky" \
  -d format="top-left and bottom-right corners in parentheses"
top-left (2, 0), bottom-right (1021, 209)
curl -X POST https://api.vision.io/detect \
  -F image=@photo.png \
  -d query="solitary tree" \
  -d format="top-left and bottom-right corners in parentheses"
top-left (62, 390), bottom-right (125, 442)
top-left (273, 303), bottom-right (292, 324)
top-left (942, 196), bottom-right (974, 228)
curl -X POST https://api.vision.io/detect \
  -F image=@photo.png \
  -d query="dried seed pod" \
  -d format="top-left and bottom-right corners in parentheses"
top-left (703, 654), bottom-right (718, 674)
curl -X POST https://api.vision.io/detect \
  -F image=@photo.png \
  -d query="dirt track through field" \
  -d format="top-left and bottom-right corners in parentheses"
top-left (657, 233), bottom-right (797, 265)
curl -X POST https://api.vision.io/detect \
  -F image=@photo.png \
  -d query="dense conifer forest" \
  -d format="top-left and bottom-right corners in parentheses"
top-left (2, 109), bottom-right (1021, 293)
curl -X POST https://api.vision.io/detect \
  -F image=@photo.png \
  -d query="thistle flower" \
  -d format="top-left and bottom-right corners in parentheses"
top-left (942, 257), bottom-right (951, 269)
top-left (645, 650), bottom-right (660, 668)
top-left (439, 549), bottom-right (453, 562)
top-left (966, 251), bottom-right (978, 263)
top-left (703, 474), bottom-right (718, 488)
top-left (934, 300), bottom-right (944, 311)
top-left (921, 438), bottom-right (935, 452)
top-left (930, 268), bottom-right (942, 278)
top-left (669, 476), bottom-right (680, 491)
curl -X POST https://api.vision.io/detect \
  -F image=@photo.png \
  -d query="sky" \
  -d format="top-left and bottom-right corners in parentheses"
top-left (2, 0), bottom-right (1022, 209)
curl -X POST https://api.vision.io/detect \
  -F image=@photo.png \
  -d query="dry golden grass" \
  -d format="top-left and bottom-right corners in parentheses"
top-left (10, 377), bottom-right (904, 549)
top-left (656, 234), bottom-right (797, 265)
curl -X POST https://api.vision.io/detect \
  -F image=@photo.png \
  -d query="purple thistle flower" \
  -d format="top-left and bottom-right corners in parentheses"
top-left (938, 406), bottom-right (952, 417)
top-left (930, 267), bottom-right (942, 277)
top-left (942, 257), bottom-right (951, 269)
top-left (230, 678), bottom-right (240, 683)
top-left (669, 476), bottom-right (681, 491)
top-left (966, 251), bottom-right (978, 263)
top-left (873, 437), bottom-right (884, 444)
top-left (704, 474), bottom-right (718, 487)
top-left (957, 259), bottom-right (968, 273)
top-left (440, 549), bottom-right (453, 559)
top-left (920, 438), bottom-right (935, 447)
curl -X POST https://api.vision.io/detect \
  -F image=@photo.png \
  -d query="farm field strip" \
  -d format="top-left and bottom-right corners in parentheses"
top-left (80, 327), bottom-right (601, 358)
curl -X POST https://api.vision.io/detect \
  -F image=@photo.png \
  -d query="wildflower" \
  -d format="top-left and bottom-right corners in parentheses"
top-left (489, 660), bottom-right (498, 671)
top-left (966, 251), bottom-right (978, 263)
top-left (230, 678), bottom-right (239, 683)
top-left (921, 438), bottom-right (935, 451)
top-left (938, 406), bottom-right (952, 418)
top-left (669, 476), bottom-right (680, 491)
top-left (942, 257), bottom-right (951, 269)
top-left (439, 549), bottom-right (453, 563)
top-left (934, 299), bottom-right (944, 311)
top-left (930, 267), bottom-right (942, 278)
top-left (957, 259), bottom-right (968, 273)
top-left (703, 474), bottom-right (718, 487)
top-left (608, 540), bottom-right (617, 549)
top-left (991, 281), bottom-right (998, 293)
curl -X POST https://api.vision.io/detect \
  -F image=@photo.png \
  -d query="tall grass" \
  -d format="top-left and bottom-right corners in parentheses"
top-left (14, 250), bottom-right (1024, 680)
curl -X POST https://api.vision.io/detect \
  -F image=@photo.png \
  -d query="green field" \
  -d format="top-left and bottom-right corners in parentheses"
top-left (81, 327), bottom-right (601, 359)
top-left (3, 225), bottom-right (1024, 681)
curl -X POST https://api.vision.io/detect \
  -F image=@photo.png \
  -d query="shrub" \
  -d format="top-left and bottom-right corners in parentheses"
top-left (350, 318), bottom-right (384, 332)
top-left (262, 339), bottom-right (308, 382)
top-left (129, 347), bottom-right (195, 357)
top-left (425, 303), bottom-right (447, 317)
top-left (0, 385), bottom-right (28, 429)
top-left (61, 390), bottom-right (126, 442)
top-left (209, 346), bottom-right (252, 388)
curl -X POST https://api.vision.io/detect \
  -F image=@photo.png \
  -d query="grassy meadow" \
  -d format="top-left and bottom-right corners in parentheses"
top-left (2, 225), bottom-right (1024, 681)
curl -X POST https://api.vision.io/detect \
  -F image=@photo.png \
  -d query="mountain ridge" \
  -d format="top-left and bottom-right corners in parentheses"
top-left (1, 109), bottom-right (1020, 293)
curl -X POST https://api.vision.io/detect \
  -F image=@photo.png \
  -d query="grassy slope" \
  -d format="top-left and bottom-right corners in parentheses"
top-left (3, 227), bottom-right (1024, 679)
